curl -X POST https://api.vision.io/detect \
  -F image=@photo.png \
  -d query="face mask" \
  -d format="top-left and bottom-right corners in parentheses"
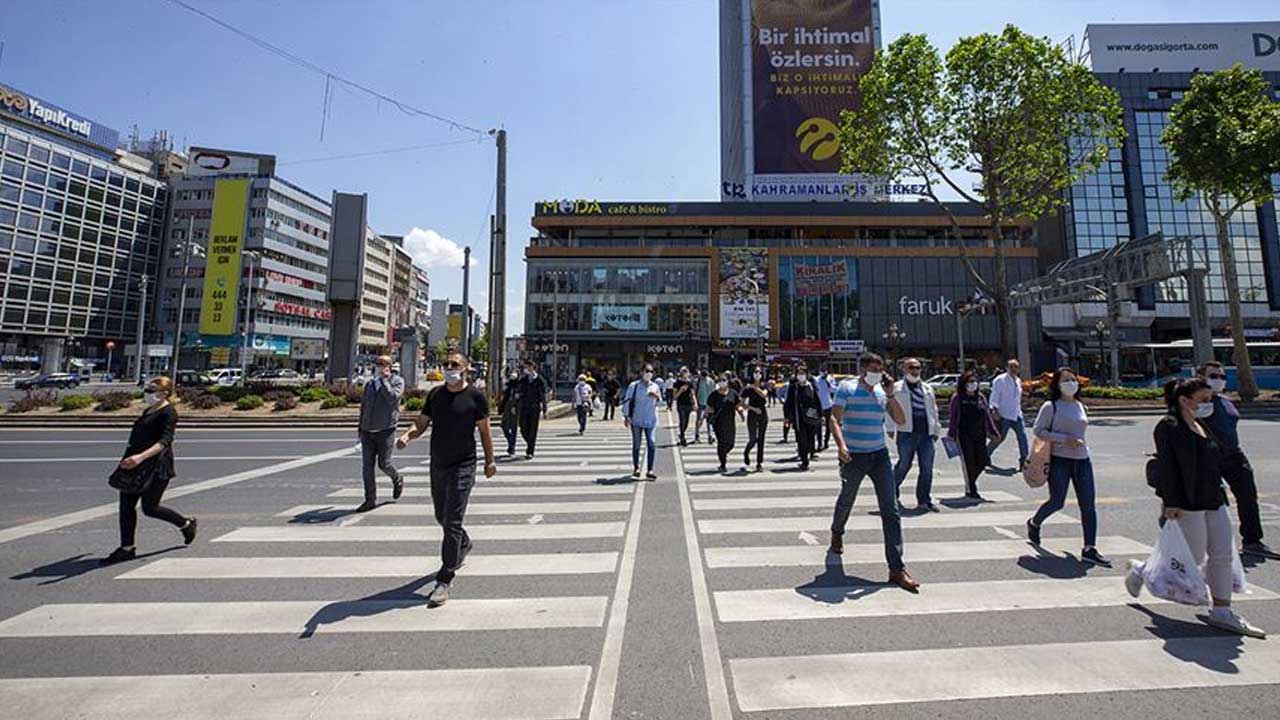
top-left (444, 370), bottom-right (462, 384)
top-left (864, 372), bottom-right (883, 385)
top-left (796, 373), bottom-right (807, 383)
top-left (1207, 378), bottom-right (1226, 393)
top-left (144, 392), bottom-right (163, 406)
top-left (965, 382), bottom-right (979, 393)
top-left (528, 371), bottom-right (538, 379)
top-left (905, 371), bottom-right (921, 382)
top-left (1059, 380), bottom-right (1079, 397)
top-left (509, 374), bottom-right (519, 381)
top-left (754, 371), bottom-right (763, 380)
top-left (717, 381), bottom-right (727, 390)
top-left (1193, 401), bottom-right (1214, 418)
top-left (643, 372), bottom-right (653, 382)
top-left (681, 372), bottom-right (689, 379)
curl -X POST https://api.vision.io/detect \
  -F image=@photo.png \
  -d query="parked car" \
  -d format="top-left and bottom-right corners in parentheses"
top-left (924, 373), bottom-right (991, 392)
top-left (206, 368), bottom-right (243, 386)
top-left (249, 368), bottom-right (304, 386)
top-left (174, 370), bottom-right (214, 387)
top-left (14, 372), bottom-right (81, 390)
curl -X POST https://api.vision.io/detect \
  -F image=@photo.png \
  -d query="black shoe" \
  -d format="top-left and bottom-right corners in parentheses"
top-left (355, 501), bottom-right (377, 513)
top-left (756, 463), bottom-right (763, 473)
top-left (1026, 520), bottom-right (1041, 545)
top-left (645, 471), bottom-right (658, 481)
top-left (799, 462), bottom-right (810, 471)
top-left (1081, 548), bottom-right (1112, 567)
top-left (920, 502), bottom-right (940, 513)
top-left (180, 517), bottom-right (198, 546)
top-left (718, 464), bottom-right (727, 473)
top-left (392, 478), bottom-right (404, 500)
top-left (1242, 542), bottom-right (1280, 560)
top-left (964, 492), bottom-right (986, 502)
top-left (99, 547), bottom-right (136, 566)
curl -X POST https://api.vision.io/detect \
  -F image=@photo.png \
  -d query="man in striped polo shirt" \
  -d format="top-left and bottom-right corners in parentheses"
top-left (829, 352), bottom-right (920, 592)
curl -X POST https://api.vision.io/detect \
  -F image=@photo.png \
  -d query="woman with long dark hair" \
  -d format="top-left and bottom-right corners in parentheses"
top-left (1026, 367), bottom-right (1109, 566)
top-left (741, 363), bottom-right (770, 472)
top-left (946, 370), bottom-right (997, 500)
top-left (1126, 377), bottom-right (1265, 637)
top-left (101, 376), bottom-right (196, 565)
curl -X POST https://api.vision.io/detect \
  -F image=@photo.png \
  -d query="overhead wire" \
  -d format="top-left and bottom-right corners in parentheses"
top-left (278, 138), bottom-right (485, 166)
top-left (164, 0), bottom-right (487, 135)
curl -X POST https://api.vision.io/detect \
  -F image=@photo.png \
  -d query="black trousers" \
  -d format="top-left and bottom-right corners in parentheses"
top-left (501, 412), bottom-right (518, 453)
top-left (519, 408), bottom-right (540, 455)
top-left (715, 423), bottom-right (737, 468)
top-left (744, 413), bottom-right (768, 466)
top-left (603, 398), bottom-right (617, 420)
top-left (796, 422), bottom-right (817, 465)
top-left (821, 408), bottom-right (834, 448)
top-left (576, 405), bottom-right (589, 432)
top-left (431, 461), bottom-right (476, 584)
top-left (119, 477), bottom-right (186, 547)
top-left (959, 434), bottom-right (989, 495)
top-left (359, 429), bottom-right (401, 503)
top-left (1222, 451), bottom-right (1263, 544)
top-left (677, 404), bottom-right (693, 444)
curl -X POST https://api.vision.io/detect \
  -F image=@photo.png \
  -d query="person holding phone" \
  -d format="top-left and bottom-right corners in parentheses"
top-left (623, 364), bottom-right (662, 480)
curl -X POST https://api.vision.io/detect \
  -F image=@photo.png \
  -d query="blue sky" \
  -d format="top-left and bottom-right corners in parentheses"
top-left (3, 0), bottom-right (1274, 333)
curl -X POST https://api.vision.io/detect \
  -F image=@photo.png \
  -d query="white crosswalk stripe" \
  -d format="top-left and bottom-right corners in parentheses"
top-left (215, 521), bottom-right (626, 543)
top-left (703, 536), bottom-right (1151, 568)
top-left (327, 485), bottom-right (634, 497)
top-left (693, 490), bottom-right (1023, 511)
top-left (278, 500), bottom-right (632, 517)
top-left (118, 553), bottom-right (620, 579)
top-left (698, 509), bottom-right (1070, 534)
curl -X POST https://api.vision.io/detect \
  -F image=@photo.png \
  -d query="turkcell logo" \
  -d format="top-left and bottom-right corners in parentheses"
top-left (1254, 33), bottom-right (1280, 57)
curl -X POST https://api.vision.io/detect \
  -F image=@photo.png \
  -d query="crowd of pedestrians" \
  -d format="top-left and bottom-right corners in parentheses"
top-left (95, 351), bottom-right (1273, 638)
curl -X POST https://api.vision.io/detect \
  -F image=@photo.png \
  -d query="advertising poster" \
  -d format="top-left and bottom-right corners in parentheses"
top-left (718, 248), bottom-right (770, 339)
top-left (198, 178), bottom-right (251, 335)
top-left (1087, 22), bottom-right (1280, 73)
top-left (290, 337), bottom-right (327, 361)
top-left (447, 313), bottom-right (463, 340)
top-left (793, 259), bottom-right (850, 297)
top-left (751, 0), bottom-right (877, 187)
top-left (592, 306), bottom-right (649, 332)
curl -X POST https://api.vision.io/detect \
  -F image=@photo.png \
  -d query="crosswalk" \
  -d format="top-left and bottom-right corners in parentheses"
top-left (0, 417), bottom-right (644, 720)
top-left (672, 406), bottom-right (1280, 716)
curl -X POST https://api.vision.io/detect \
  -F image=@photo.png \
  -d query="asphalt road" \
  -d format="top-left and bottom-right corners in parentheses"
top-left (0, 406), bottom-right (1277, 718)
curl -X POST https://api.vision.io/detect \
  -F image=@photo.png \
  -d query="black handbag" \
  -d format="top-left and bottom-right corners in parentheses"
top-left (109, 460), bottom-right (158, 494)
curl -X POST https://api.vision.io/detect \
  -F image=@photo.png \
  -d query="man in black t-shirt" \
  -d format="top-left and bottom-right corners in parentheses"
top-left (516, 359), bottom-right (548, 458)
top-left (602, 369), bottom-right (622, 421)
top-left (398, 352), bottom-right (496, 607)
top-left (673, 366), bottom-right (697, 446)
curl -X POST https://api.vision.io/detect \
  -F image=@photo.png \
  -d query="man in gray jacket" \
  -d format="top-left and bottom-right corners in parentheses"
top-left (356, 354), bottom-right (404, 512)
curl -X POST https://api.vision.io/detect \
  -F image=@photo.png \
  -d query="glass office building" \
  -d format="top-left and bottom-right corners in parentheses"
top-left (0, 83), bottom-right (166, 374)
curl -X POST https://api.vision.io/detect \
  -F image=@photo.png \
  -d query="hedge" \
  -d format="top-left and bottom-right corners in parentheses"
top-left (8, 390), bottom-right (59, 414)
top-left (404, 396), bottom-right (425, 412)
top-left (300, 386), bottom-right (333, 403)
top-left (235, 394), bottom-right (265, 411)
top-left (273, 395), bottom-right (299, 411)
top-left (320, 396), bottom-right (348, 409)
top-left (93, 390), bottom-right (134, 412)
top-left (1079, 386), bottom-right (1164, 401)
top-left (59, 394), bottom-right (95, 411)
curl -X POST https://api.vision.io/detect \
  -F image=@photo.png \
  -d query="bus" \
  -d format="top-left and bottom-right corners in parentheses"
top-left (1131, 339), bottom-right (1280, 391)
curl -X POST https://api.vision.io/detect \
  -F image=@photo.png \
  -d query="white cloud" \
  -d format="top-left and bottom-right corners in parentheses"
top-left (401, 227), bottom-right (473, 270)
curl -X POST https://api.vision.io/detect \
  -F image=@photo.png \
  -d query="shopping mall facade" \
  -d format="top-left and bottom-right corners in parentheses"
top-left (525, 201), bottom-right (1040, 383)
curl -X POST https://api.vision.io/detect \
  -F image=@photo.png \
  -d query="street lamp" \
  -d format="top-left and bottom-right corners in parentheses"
top-left (882, 323), bottom-right (907, 366)
top-left (742, 276), bottom-right (767, 366)
top-left (1092, 319), bottom-right (1111, 385)
top-left (955, 294), bottom-right (994, 373)
top-left (239, 250), bottom-right (261, 382)
top-left (169, 217), bottom-right (205, 375)
top-left (133, 274), bottom-right (150, 385)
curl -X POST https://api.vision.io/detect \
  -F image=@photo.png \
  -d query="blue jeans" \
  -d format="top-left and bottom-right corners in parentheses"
top-left (1031, 456), bottom-right (1098, 547)
top-left (831, 449), bottom-right (904, 572)
top-left (894, 431), bottom-right (935, 505)
top-left (987, 417), bottom-right (1029, 464)
top-left (631, 424), bottom-right (655, 471)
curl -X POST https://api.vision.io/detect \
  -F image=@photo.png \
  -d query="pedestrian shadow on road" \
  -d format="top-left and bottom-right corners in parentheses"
top-left (1015, 544), bottom-right (1092, 579)
top-left (10, 547), bottom-right (183, 585)
top-left (594, 475), bottom-right (639, 486)
top-left (984, 465), bottom-right (1020, 478)
top-left (287, 506), bottom-right (364, 524)
top-left (1129, 604), bottom-right (1245, 673)
top-left (300, 574), bottom-right (437, 639)
top-left (1089, 418), bottom-right (1138, 428)
top-left (794, 552), bottom-right (885, 605)
top-left (940, 496), bottom-right (995, 509)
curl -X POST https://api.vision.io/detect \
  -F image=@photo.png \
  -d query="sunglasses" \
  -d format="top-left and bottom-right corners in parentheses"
top-left (1206, 373), bottom-right (1226, 380)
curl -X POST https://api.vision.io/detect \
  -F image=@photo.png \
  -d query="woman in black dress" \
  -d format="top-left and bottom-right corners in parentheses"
top-left (741, 365), bottom-right (770, 473)
top-left (946, 370), bottom-right (998, 500)
top-left (101, 376), bottom-right (196, 565)
top-left (707, 372), bottom-right (745, 474)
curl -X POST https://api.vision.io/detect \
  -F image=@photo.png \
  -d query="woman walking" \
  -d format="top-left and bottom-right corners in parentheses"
top-left (101, 376), bottom-right (196, 565)
top-left (572, 374), bottom-right (593, 435)
top-left (742, 365), bottom-right (770, 472)
top-left (947, 370), bottom-right (997, 500)
top-left (1127, 377), bottom-right (1265, 637)
top-left (1026, 368), bottom-right (1109, 566)
top-left (498, 369), bottom-right (520, 455)
top-left (707, 373), bottom-right (744, 474)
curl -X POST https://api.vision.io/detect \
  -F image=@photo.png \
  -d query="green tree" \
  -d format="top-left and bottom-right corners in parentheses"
top-left (470, 327), bottom-right (490, 363)
top-left (839, 26), bottom-right (1125, 356)
top-left (1163, 64), bottom-right (1280, 401)
top-left (433, 340), bottom-right (450, 363)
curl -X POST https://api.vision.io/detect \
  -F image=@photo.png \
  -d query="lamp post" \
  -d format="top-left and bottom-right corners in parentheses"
top-left (954, 294), bottom-right (994, 373)
top-left (239, 250), bottom-right (261, 382)
top-left (1092, 319), bottom-right (1111, 385)
top-left (882, 323), bottom-right (907, 366)
top-left (133, 274), bottom-right (149, 385)
top-left (742, 277), bottom-right (766, 365)
top-left (550, 269), bottom-right (561, 402)
top-left (169, 217), bottom-right (204, 375)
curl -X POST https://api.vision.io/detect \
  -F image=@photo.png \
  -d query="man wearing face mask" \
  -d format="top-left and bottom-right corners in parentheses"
top-left (497, 369), bottom-right (521, 455)
top-left (889, 358), bottom-right (942, 512)
top-left (694, 369), bottom-right (714, 444)
top-left (1197, 361), bottom-right (1277, 558)
top-left (516, 359), bottom-right (548, 459)
top-left (987, 358), bottom-right (1029, 470)
top-left (355, 355), bottom-right (405, 513)
top-left (673, 366), bottom-right (696, 446)
top-left (783, 363), bottom-right (822, 470)
top-left (602, 369), bottom-right (622, 421)
top-left (815, 368), bottom-right (837, 451)
top-left (623, 364), bottom-right (662, 480)
top-left (830, 352), bottom-right (918, 591)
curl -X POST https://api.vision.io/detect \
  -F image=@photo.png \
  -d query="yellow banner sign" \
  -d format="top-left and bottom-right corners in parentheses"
top-left (447, 313), bottom-right (463, 340)
top-left (198, 178), bottom-right (251, 335)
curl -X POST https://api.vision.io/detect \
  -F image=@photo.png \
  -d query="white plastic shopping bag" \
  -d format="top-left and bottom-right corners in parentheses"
top-left (1137, 521), bottom-right (1210, 606)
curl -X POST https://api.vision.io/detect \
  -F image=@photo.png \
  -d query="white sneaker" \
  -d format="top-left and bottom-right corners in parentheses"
top-left (1124, 559), bottom-right (1144, 598)
top-left (1203, 608), bottom-right (1267, 639)
top-left (428, 581), bottom-right (450, 607)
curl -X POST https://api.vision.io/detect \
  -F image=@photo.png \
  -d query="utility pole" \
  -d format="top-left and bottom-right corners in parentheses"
top-left (462, 246), bottom-right (472, 358)
top-left (489, 129), bottom-right (507, 392)
top-left (551, 271), bottom-right (560, 401)
top-left (170, 216), bottom-right (198, 374)
top-left (134, 274), bottom-right (149, 384)
top-left (239, 251), bottom-right (260, 381)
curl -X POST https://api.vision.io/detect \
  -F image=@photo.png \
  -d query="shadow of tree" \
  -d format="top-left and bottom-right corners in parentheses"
top-left (11, 546), bottom-right (183, 585)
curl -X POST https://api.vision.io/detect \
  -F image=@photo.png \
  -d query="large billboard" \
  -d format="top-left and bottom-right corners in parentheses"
top-left (198, 178), bottom-right (251, 335)
top-left (721, 0), bottom-right (881, 201)
top-left (718, 248), bottom-right (770, 339)
top-left (1088, 22), bottom-right (1280, 73)
top-left (0, 82), bottom-right (120, 149)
